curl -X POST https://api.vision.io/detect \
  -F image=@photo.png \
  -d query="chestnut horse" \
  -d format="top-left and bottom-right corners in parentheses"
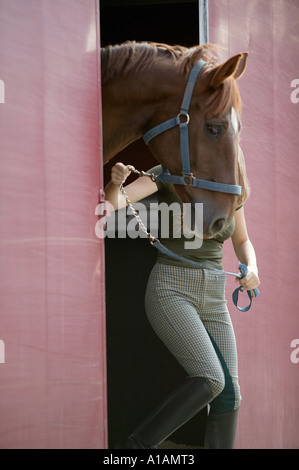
top-left (101, 41), bottom-right (248, 238)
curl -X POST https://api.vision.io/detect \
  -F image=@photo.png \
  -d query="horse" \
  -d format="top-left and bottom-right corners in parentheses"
top-left (101, 41), bottom-right (248, 238)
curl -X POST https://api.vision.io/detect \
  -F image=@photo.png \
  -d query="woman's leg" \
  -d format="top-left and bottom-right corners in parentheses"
top-left (125, 264), bottom-right (226, 449)
top-left (125, 377), bottom-right (212, 449)
top-left (145, 264), bottom-right (227, 398)
top-left (199, 270), bottom-right (241, 448)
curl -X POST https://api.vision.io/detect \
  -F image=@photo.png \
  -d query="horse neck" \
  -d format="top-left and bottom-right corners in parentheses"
top-left (102, 62), bottom-right (182, 163)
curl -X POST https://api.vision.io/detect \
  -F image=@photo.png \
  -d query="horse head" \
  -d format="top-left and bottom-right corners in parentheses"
top-left (145, 50), bottom-right (248, 239)
top-left (102, 42), bottom-right (248, 238)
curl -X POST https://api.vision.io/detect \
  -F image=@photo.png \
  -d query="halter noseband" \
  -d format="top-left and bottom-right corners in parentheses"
top-left (143, 59), bottom-right (242, 196)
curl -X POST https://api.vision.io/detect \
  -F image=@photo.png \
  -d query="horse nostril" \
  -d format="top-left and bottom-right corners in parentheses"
top-left (211, 217), bottom-right (226, 234)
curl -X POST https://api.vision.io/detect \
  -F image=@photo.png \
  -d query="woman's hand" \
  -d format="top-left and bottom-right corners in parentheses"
top-left (105, 162), bottom-right (157, 211)
top-left (237, 266), bottom-right (260, 291)
top-left (111, 162), bottom-right (135, 186)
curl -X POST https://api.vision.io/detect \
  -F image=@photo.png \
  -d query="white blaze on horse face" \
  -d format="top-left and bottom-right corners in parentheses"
top-left (231, 107), bottom-right (239, 134)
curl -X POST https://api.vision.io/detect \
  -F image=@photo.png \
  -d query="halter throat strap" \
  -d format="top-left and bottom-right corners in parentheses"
top-left (143, 59), bottom-right (242, 196)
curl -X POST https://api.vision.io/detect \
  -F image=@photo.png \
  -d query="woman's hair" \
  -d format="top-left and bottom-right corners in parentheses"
top-left (237, 146), bottom-right (251, 206)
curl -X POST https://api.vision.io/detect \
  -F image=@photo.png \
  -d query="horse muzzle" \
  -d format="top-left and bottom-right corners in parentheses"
top-left (202, 214), bottom-right (228, 239)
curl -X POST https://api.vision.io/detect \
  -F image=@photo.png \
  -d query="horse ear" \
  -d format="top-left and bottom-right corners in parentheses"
top-left (209, 52), bottom-right (248, 87)
top-left (233, 52), bottom-right (248, 80)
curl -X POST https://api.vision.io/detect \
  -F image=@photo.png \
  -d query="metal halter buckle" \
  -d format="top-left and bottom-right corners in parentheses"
top-left (177, 112), bottom-right (190, 125)
top-left (183, 173), bottom-right (194, 185)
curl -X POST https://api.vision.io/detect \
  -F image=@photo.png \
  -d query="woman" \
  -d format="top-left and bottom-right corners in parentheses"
top-left (104, 151), bottom-right (260, 449)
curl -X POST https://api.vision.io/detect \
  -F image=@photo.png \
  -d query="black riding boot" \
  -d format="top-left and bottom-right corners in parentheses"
top-left (125, 377), bottom-right (213, 449)
top-left (204, 408), bottom-right (239, 449)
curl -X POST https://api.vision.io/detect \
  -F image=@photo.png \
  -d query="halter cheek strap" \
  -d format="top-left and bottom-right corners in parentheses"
top-left (143, 59), bottom-right (242, 196)
top-left (144, 60), bottom-right (206, 178)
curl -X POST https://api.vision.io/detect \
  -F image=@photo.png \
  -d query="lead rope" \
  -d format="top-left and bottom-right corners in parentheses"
top-left (119, 172), bottom-right (259, 312)
top-left (119, 182), bottom-right (156, 245)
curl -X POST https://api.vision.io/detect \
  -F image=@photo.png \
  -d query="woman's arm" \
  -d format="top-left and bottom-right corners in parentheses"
top-left (104, 162), bottom-right (158, 211)
top-left (231, 207), bottom-right (260, 290)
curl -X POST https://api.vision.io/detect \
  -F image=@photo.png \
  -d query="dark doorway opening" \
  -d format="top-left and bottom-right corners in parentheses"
top-left (101, 0), bottom-right (207, 449)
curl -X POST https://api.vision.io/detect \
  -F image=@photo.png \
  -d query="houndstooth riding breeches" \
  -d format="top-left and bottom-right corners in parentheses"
top-left (145, 263), bottom-right (241, 412)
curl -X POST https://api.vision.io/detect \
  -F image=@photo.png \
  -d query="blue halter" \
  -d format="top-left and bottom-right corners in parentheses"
top-left (143, 59), bottom-right (242, 196)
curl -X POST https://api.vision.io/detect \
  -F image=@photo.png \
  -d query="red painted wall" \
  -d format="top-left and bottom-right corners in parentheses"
top-left (0, 0), bottom-right (107, 448)
top-left (210, 0), bottom-right (299, 449)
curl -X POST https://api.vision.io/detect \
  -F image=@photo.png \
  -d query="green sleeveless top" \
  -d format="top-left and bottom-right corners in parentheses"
top-left (149, 165), bottom-right (238, 270)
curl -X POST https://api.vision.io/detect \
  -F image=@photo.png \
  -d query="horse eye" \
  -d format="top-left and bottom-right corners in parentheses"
top-left (206, 124), bottom-right (222, 136)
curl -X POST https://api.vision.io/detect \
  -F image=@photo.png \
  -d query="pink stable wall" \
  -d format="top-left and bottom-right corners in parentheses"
top-left (210, 0), bottom-right (299, 449)
top-left (0, 0), bottom-right (107, 448)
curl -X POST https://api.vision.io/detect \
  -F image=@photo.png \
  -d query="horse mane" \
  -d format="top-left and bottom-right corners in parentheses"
top-left (101, 41), bottom-right (218, 83)
top-left (101, 40), bottom-right (242, 117)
